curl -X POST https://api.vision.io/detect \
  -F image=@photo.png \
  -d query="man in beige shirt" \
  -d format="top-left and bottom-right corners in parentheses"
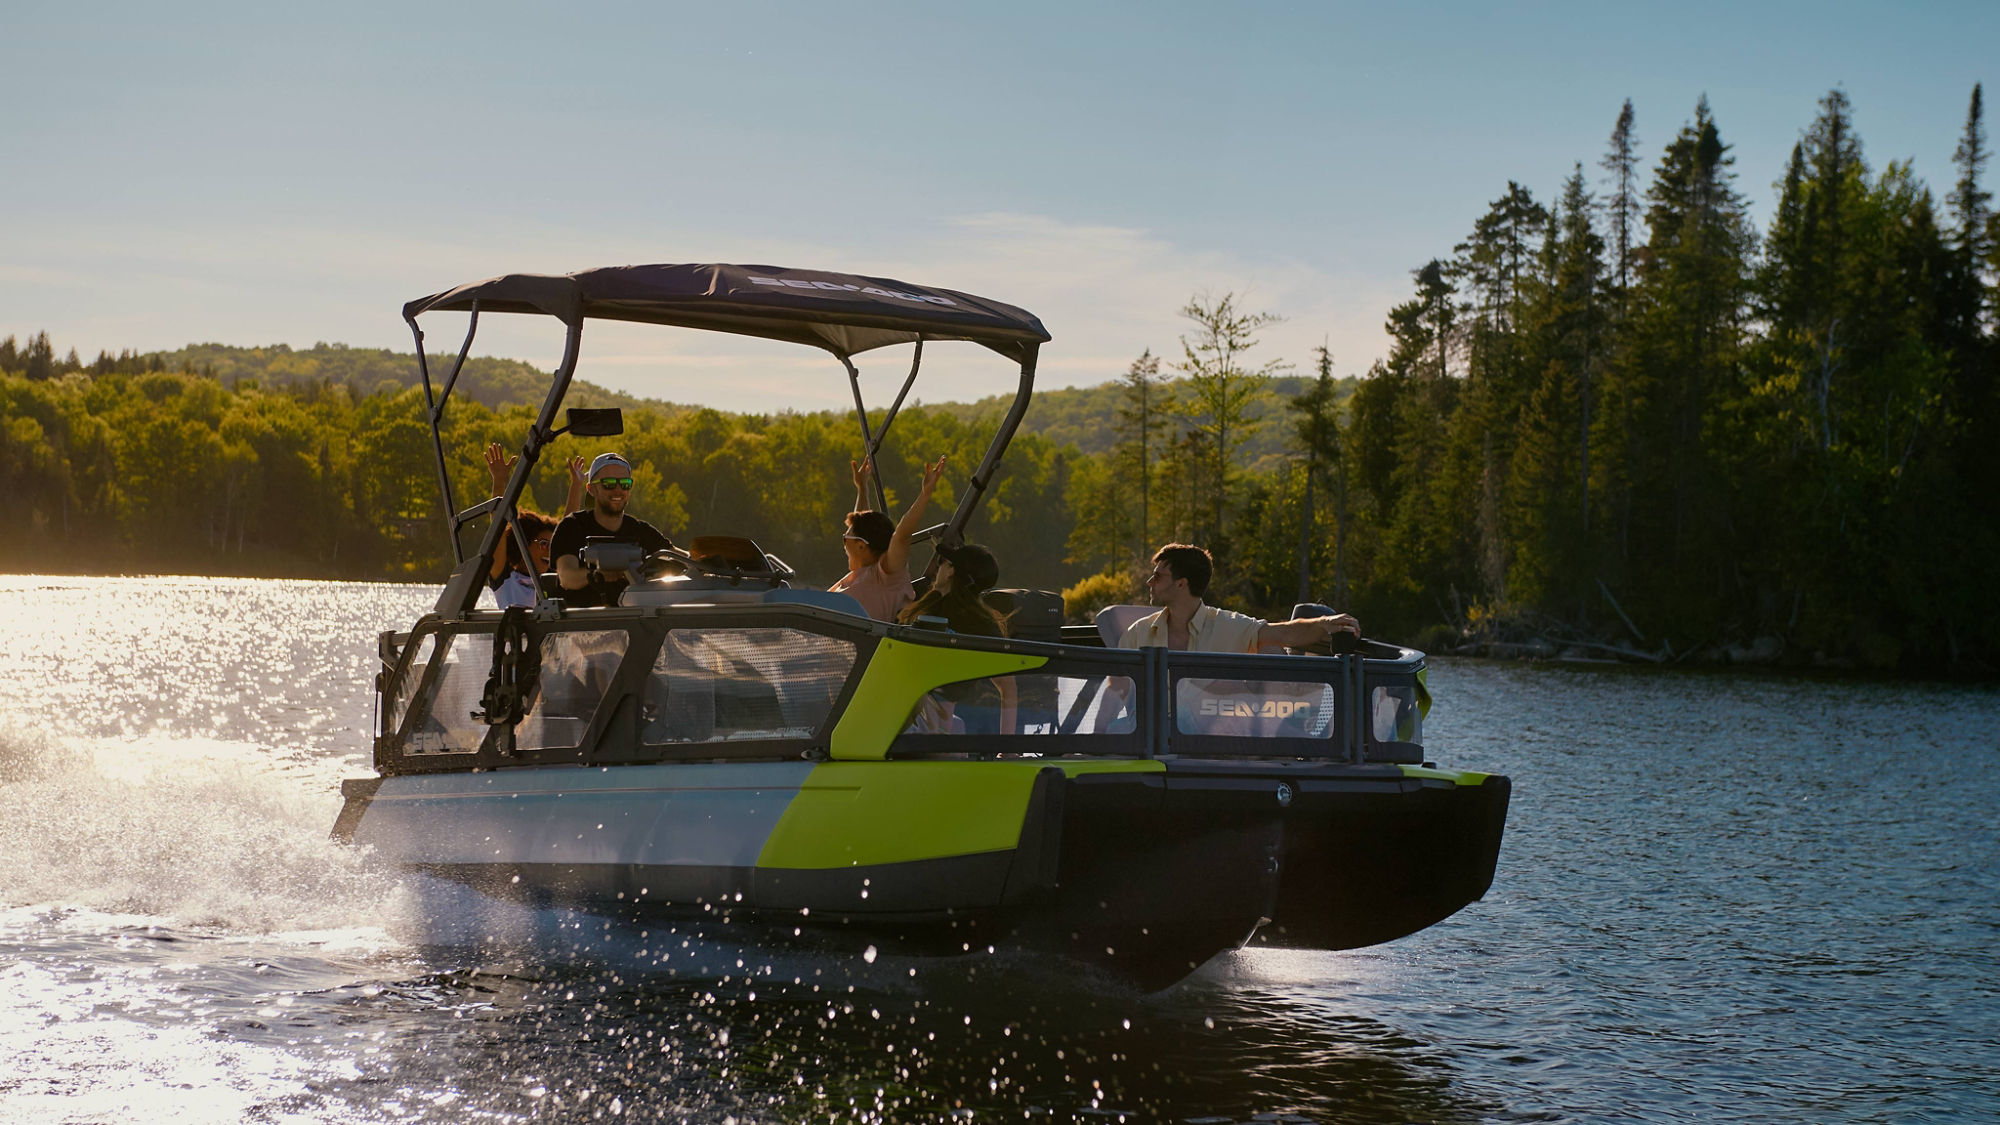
top-left (1119, 543), bottom-right (1359, 652)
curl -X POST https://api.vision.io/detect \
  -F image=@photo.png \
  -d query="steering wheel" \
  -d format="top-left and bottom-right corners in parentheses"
top-left (644, 545), bottom-right (702, 579)
top-left (643, 545), bottom-right (785, 586)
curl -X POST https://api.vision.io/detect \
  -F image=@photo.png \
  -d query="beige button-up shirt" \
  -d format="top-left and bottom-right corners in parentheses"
top-left (1118, 602), bottom-right (1266, 653)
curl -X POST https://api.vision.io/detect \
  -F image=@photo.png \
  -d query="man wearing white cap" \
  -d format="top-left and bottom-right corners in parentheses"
top-left (549, 452), bottom-right (675, 607)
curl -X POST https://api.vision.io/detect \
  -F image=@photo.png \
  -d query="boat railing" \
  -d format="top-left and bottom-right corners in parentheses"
top-left (371, 605), bottom-right (1427, 775)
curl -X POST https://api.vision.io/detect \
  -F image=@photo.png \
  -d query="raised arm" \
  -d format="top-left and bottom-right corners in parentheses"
top-left (483, 443), bottom-right (516, 581)
top-left (850, 456), bottom-right (874, 513)
top-left (881, 456), bottom-right (945, 577)
top-left (1256, 613), bottom-right (1361, 649)
top-left (565, 455), bottom-right (587, 515)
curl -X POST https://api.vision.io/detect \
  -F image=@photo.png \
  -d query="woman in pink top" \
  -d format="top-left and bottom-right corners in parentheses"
top-left (831, 454), bottom-right (945, 620)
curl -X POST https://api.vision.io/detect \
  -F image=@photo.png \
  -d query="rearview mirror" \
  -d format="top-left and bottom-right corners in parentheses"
top-left (565, 407), bottom-right (624, 437)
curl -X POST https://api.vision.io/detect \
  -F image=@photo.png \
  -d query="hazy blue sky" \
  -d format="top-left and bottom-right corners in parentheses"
top-left (3, 1), bottom-right (1994, 410)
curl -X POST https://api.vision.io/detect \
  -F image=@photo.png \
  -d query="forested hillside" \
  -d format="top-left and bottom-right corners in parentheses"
top-left (0, 338), bottom-right (646, 412)
top-left (926, 373), bottom-right (1350, 463)
top-left (6, 86), bottom-right (1997, 671)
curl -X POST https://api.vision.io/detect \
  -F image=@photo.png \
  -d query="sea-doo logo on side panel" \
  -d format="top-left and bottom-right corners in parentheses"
top-left (1198, 698), bottom-right (1314, 719)
top-left (749, 277), bottom-right (958, 307)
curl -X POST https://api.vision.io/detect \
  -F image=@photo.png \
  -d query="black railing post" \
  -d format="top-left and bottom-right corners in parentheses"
top-left (1147, 646), bottom-right (1171, 758)
top-left (1346, 654), bottom-right (1368, 764)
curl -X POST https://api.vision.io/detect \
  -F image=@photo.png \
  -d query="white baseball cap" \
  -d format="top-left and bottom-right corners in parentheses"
top-left (588, 452), bottom-right (632, 479)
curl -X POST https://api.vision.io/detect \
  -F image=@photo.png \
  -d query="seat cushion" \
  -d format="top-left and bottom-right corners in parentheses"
top-left (1093, 604), bottom-right (1158, 648)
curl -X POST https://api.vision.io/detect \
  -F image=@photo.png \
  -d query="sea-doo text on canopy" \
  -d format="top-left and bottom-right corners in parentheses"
top-left (332, 263), bottom-right (1510, 989)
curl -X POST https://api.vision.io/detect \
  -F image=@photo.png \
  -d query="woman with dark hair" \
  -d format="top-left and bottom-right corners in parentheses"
top-left (896, 543), bottom-right (1007, 636)
top-left (898, 542), bottom-right (1017, 734)
top-left (833, 454), bottom-right (945, 621)
top-left (488, 510), bottom-right (558, 608)
top-left (482, 443), bottom-right (586, 609)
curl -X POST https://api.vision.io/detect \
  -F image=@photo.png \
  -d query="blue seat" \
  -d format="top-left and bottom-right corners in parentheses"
top-left (763, 588), bottom-right (870, 619)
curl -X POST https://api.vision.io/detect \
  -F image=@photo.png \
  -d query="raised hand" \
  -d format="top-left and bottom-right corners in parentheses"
top-left (920, 455), bottom-right (947, 494)
top-left (564, 455), bottom-right (588, 515)
top-left (484, 442), bottom-right (517, 496)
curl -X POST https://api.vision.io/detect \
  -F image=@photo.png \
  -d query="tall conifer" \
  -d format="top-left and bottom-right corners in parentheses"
top-left (1600, 100), bottom-right (1641, 298)
top-left (1112, 348), bottom-right (1167, 553)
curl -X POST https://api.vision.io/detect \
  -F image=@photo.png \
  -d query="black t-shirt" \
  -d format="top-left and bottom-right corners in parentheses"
top-left (549, 509), bottom-right (674, 607)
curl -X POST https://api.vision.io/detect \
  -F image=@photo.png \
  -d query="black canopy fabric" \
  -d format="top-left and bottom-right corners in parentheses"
top-left (403, 263), bottom-right (1050, 362)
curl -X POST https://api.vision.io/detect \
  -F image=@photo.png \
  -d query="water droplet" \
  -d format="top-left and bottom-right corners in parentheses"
top-left (863, 945), bottom-right (878, 963)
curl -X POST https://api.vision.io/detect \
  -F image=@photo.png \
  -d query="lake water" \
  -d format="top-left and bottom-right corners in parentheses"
top-left (1, 575), bottom-right (1995, 1124)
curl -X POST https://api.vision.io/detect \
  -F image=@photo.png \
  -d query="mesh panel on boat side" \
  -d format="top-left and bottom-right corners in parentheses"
top-left (1173, 678), bottom-right (1337, 740)
top-left (902, 672), bottom-right (1138, 737)
top-left (517, 629), bottom-right (631, 751)
top-left (405, 633), bottom-right (493, 755)
top-left (644, 628), bottom-right (855, 744)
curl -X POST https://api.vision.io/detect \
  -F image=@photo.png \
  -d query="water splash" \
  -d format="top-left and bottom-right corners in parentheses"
top-left (0, 721), bottom-right (409, 936)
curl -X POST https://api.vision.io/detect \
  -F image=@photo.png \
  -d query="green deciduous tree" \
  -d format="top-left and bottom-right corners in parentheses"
top-left (1172, 293), bottom-right (1288, 546)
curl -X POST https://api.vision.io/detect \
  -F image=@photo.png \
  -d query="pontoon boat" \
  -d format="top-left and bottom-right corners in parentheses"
top-left (331, 264), bottom-right (1510, 989)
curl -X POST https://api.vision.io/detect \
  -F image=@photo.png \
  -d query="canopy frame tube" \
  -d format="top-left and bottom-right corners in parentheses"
top-left (403, 262), bottom-right (1045, 617)
top-left (412, 304), bottom-right (483, 565)
top-left (841, 337), bottom-right (928, 516)
top-left (428, 314), bottom-right (586, 617)
top-left (839, 354), bottom-right (891, 515)
top-left (943, 345), bottom-right (1037, 546)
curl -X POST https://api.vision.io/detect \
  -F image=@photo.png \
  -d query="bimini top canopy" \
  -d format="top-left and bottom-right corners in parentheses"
top-left (403, 263), bottom-right (1051, 364)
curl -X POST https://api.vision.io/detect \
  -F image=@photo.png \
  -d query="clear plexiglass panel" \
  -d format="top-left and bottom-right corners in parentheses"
top-left (518, 629), bottom-right (631, 751)
top-left (1371, 684), bottom-right (1424, 744)
top-left (384, 632), bottom-right (437, 738)
top-left (644, 628), bottom-right (855, 744)
top-left (405, 632), bottom-right (494, 755)
top-left (903, 673), bottom-right (1137, 736)
top-left (1174, 677), bottom-right (1336, 739)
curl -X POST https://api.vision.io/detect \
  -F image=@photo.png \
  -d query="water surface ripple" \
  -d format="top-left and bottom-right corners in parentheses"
top-left (1, 576), bottom-right (1994, 1123)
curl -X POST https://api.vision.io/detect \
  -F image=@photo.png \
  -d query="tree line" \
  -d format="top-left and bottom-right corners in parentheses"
top-left (0, 346), bottom-right (1076, 588)
top-left (5, 86), bottom-right (1996, 670)
top-left (1073, 87), bottom-right (1998, 671)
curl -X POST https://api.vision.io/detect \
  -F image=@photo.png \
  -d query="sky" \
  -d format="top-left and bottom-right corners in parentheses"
top-left (3, 1), bottom-right (1995, 412)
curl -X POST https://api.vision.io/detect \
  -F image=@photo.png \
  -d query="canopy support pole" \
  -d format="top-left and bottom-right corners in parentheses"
top-left (939, 344), bottom-right (1038, 556)
top-left (855, 337), bottom-right (924, 508)
top-left (840, 354), bottom-right (891, 513)
top-left (434, 317), bottom-right (586, 617)
top-left (413, 303), bottom-right (480, 566)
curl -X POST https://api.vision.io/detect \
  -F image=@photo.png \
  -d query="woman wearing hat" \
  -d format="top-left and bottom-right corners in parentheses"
top-left (896, 542), bottom-right (1008, 637)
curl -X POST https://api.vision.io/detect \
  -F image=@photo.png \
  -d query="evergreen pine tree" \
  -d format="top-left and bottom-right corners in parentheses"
top-left (1112, 348), bottom-right (1168, 553)
top-left (1600, 99), bottom-right (1641, 299)
top-left (1287, 346), bottom-right (1348, 604)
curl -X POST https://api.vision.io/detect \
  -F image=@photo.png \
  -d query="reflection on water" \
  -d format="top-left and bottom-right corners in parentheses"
top-left (2, 576), bottom-right (1998, 1123)
top-left (2, 908), bottom-right (1492, 1124)
top-left (295, 962), bottom-right (1490, 1125)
